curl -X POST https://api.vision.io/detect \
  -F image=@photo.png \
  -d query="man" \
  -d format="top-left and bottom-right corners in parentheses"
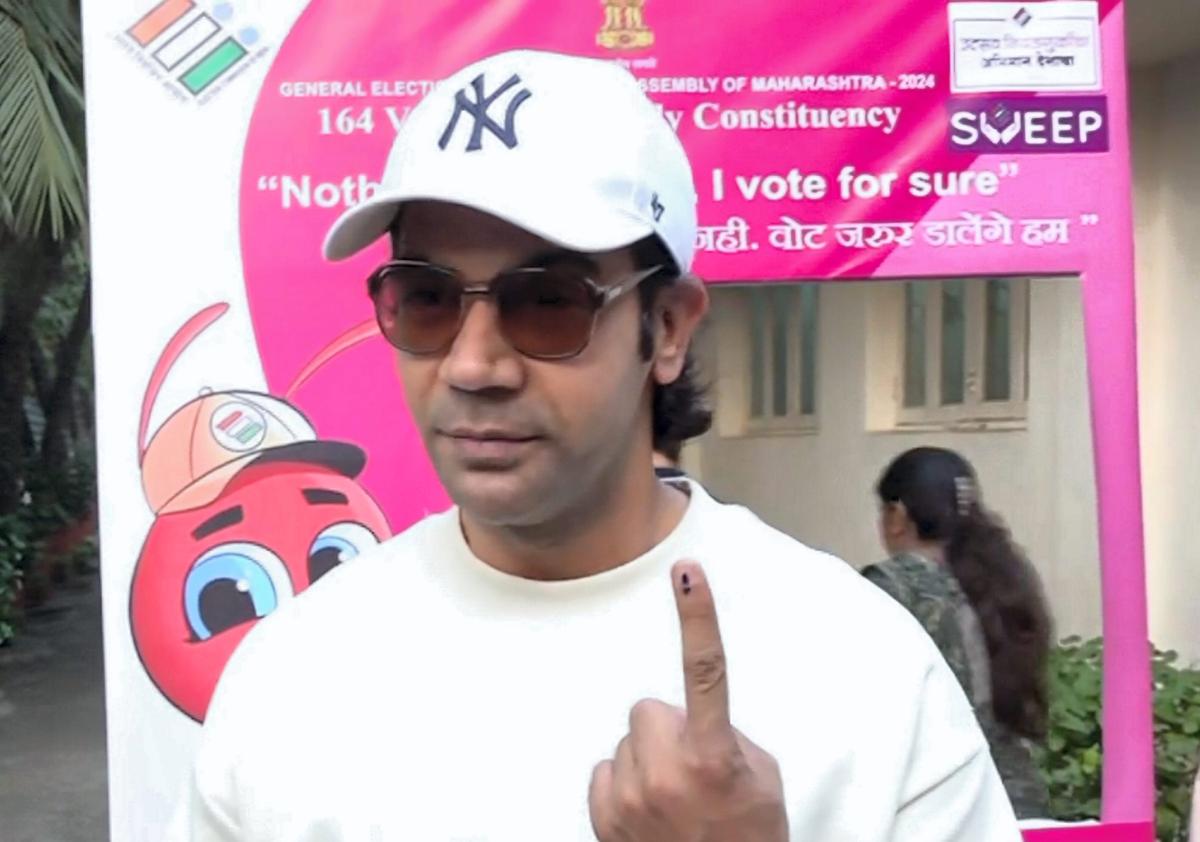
top-left (176, 50), bottom-right (1020, 841)
top-left (654, 438), bottom-right (687, 480)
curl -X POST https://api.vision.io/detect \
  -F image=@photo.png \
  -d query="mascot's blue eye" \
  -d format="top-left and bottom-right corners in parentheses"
top-left (307, 522), bottom-right (379, 585)
top-left (184, 543), bottom-right (293, 641)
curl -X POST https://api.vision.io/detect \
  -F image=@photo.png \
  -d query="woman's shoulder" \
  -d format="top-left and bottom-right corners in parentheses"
top-left (865, 552), bottom-right (953, 595)
top-left (863, 553), bottom-right (974, 632)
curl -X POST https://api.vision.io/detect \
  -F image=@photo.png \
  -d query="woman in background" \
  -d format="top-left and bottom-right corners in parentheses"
top-left (863, 447), bottom-right (1053, 819)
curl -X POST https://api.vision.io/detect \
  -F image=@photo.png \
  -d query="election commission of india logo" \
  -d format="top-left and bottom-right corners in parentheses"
top-left (597, 0), bottom-right (655, 50)
top-left (117, 0), bottom-right (268, 102)
top-left (209, 401), bottom-right (269, 453)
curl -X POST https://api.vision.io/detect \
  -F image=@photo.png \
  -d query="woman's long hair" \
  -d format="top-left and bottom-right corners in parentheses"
top-left (877, 447), bottom-right (1053, 739)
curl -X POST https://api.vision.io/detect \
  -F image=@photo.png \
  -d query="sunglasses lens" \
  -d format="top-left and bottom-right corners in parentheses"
top-left (372, 264), bottom-right (462, 354)
top-left (496, 267), bottom-right (598, 359)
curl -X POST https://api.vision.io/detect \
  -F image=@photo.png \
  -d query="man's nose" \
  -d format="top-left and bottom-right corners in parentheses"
top-left (438, 297), bottom-right (524, 393)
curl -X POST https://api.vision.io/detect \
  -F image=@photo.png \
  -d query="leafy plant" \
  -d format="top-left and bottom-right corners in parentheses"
top-left (44, 438), bottom-right (94, 520)
top-left (67, 532), bottom-right (97, 575)
top-left (0, 1), bottom-right (93, 646)
top-left (0, 0), bottom-right (89, 520)
top-left (0, 512), bottom-right (31, 644)
top-left (1035, 636), bottom-right (1200, 842)
top-left (21, 474), bottom-right (70, 541)
top-left (0, 0), bottom-right (87, 240)
top-left (1037, 636), bottom-right (1104, 820)
top-left (1152, 647), bottom-right (1200, 841)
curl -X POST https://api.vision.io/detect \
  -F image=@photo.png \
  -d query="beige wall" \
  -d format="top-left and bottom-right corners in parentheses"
top-left (1131, 54), bottom-right (1200, 660)
top-left (689, 279), bottom-right (1103, 641)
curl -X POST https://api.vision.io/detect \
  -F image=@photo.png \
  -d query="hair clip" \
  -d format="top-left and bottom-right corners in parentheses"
top-left (954, 475), bottom-right (976, 516)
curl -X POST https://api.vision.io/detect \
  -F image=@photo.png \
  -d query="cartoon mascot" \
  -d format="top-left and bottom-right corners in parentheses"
top-left (130, 303), bottom-right (391, 721)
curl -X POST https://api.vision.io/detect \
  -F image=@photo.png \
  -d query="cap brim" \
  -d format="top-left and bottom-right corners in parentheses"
top-left (248, 439), bottom-right (366, 478)
top-left (322, 187), bottom-right (655, 262)
top-left (323, 194), bottom-right (405, 261)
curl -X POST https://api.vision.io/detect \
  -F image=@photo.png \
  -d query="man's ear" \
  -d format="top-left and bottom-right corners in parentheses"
top-left (650, 276), bottom-right (709, 386)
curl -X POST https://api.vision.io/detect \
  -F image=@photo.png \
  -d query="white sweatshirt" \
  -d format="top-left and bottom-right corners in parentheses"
top-left (175, 483), bottom-right (1021, 841)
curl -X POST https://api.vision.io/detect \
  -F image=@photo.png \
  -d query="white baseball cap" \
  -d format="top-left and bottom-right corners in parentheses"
top-left (323, 49), bottom-right (698, 273)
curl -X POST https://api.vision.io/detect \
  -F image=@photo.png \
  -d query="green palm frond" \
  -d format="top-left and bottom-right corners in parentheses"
top-left (0, 0), bottom-right (86, 242)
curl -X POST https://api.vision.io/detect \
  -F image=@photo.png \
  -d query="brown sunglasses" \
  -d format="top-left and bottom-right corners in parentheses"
top-left (367, 259), bottom-right (662, 360)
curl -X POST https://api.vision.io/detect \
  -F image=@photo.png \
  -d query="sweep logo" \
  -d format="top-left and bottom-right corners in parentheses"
top-left (118, 0), bottom-right (268, 102)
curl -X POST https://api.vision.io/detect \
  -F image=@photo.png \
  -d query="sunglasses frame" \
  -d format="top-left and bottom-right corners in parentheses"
top-left (367, 258), bottom-right (664, 360)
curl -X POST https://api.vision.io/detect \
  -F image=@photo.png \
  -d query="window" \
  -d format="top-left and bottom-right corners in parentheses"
top-left (742, 283), bottom-right (819, 432)
top-left (707, 282), bottom-right (821, 438)
top-left (896, 278), bottom-right (1028, 427)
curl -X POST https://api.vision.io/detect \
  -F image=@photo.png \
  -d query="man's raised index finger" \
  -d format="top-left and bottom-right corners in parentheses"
top-left (671, 560), bottom-right (733, 742)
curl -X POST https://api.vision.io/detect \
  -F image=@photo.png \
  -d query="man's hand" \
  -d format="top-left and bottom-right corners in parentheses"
top-left (588, 561), bottom-right (788, 841)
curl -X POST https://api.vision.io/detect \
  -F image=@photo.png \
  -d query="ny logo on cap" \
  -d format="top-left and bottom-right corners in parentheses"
top-left (438, 73), bottom-right (532, 152)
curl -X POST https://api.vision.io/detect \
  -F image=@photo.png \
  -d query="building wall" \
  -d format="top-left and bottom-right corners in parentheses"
top-left (1131, 54), bottom-right (1200, 660)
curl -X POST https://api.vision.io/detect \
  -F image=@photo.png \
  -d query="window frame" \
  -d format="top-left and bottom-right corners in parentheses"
top-left (715, 282), bottom-right (820, 438)
top-left (894, 277), bottom-right (1029, 430)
